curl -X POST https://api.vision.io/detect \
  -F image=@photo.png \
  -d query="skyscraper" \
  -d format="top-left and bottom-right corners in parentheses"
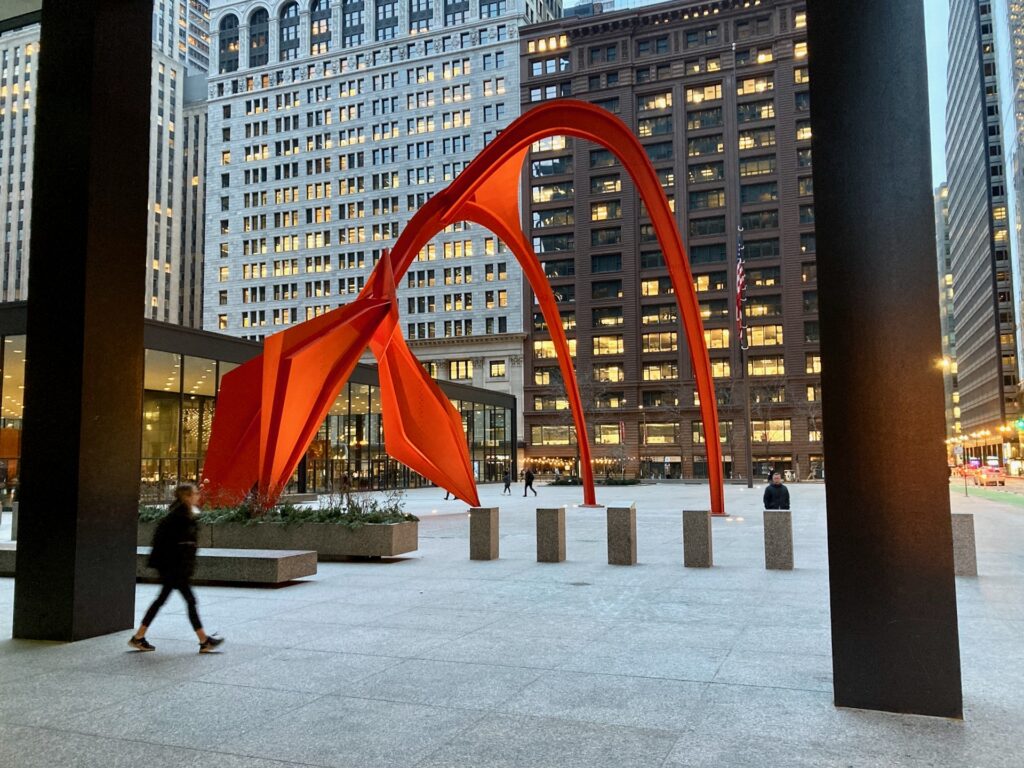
top-left (520, 0), bottom-right (820, 481)
top-left (946, 0), bottom-right (1019, 460)
top-left (203, 0), bottom-right (562, 447)
top-left (0, 26), bottom-right (37, 302)
top-left (935, 183), bottom-right (960, 441)
top-left (0, 2), bottom-right (211, 324)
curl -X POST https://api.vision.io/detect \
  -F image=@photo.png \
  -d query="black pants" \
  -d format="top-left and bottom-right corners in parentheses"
top-left (142, 575), bottom-right (202, 631)
top-left (503, 483), bottom-right (511, 494)
top-left (524, 481), bottom-right (536, 496)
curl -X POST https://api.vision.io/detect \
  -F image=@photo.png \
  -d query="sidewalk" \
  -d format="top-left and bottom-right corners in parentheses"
top-left (0, 483), bottom-right (1021, 767)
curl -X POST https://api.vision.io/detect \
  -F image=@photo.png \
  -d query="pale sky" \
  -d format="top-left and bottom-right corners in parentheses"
top-left (924, 0), bottom-right (949, 189)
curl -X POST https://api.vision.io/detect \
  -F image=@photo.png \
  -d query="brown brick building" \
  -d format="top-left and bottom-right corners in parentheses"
top-left (519, 0), bottom-right (821, 481)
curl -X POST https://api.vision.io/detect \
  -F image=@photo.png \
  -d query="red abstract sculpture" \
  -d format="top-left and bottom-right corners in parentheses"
top-left (202, 100), bottom-right (724, 516)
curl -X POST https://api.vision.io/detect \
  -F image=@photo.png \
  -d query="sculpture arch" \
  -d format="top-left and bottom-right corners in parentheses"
top-left (202, 100), bottom-right (724, 517)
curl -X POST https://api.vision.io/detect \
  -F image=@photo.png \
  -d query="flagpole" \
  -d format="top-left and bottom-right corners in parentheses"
top-left (733, 41), bottom-right (755, 490)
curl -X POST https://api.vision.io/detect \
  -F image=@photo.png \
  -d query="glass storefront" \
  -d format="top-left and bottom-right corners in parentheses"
top-left (0, 335), bottom-right (25, 508)
top-left (301, 385), bottom-right (516, 494)
top-left (141, 349), bottom-right (221, 502)
top-left (0, 318), bottom-right (516, 504)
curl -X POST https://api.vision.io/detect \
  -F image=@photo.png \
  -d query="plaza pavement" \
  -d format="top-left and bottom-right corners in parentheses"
top-left (0, 481), bottom-right (1021, 767)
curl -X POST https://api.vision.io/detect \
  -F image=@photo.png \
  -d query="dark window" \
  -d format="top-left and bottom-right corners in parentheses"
top-left (803, 290), bottom-right (818, 312)
top-left (591, 228), bottom-right (622, 246)
top-left (590, 149), bottom-right (618, 168)
top-left (740, 210), bottom-right (778, 230)
top-left (689, 216), bottom-right (726, 237)
top-left (645, 142), bottom-right (675, 162)
top-left (592, 253), bottom-right (622, 273)
top-left (249, 9), bottom-right (270, 67)
top-left (745, 238), bottom-right (780, 259)
top-left (691, 243), bottom-right (726, 264)
top-left (219, 14), bottom-right (240, 74)
top-left (543, 259), bottom-right (575, 277)
top-left (741, 182), bottom-right (778, 204)
top-left (686, 107), bottom-right (723, 130)
top-left (592, 280), bottom-right (624, 300)
top-left (641, 250), bottom-right (666, 269)
top-left (533, 234), bottom-right (574, 253)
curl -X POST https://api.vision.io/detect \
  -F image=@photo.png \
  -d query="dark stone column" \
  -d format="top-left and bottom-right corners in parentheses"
top-left (12, 0), bottom-right (151, 641)
top-left (806, 2), bottom-right (963, 716)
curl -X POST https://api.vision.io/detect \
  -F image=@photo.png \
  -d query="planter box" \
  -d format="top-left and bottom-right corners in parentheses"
top-left (137, 519), bottom-right (417, 560)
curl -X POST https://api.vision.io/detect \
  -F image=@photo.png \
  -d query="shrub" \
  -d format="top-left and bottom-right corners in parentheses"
top-left (139, 489), bottom-right (417, 530)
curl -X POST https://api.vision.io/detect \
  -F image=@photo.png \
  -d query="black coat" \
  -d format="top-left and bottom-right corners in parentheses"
top-left (763, 483), bottom-right (791, 510)
top-left (524, 470), bottom-right (535, 484)
top-left (148, 502), bottom-right (199, 579)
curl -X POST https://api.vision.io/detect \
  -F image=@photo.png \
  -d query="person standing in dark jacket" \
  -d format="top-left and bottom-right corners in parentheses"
top-left (129, 483), bottom-right (224, 653)
top-left (502, 470), bottom-right (512, 495)
top-left (763, 472), bottom-right (791, 510)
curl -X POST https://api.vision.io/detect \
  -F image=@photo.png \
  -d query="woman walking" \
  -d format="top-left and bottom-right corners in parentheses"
top-left (129, 483), bottom-right (224, 654)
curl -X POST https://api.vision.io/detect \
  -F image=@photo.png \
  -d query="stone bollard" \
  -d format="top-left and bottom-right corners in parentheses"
top-left (763, 509), bottom-right (794, 570)
top-left (536, 507), bottom-right (566, 563)
top-left (607, 504), bottom-right (637, 565)
top-left (682, 509), bottom-right (713, 568)
top-left (951, 513), bottom-right (977, 577)
top-left (469, 507), bottom-right (499, 560)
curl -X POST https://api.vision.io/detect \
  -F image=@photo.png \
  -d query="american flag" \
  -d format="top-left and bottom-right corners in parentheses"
top-left (736, 227), bottom-right (747, 348)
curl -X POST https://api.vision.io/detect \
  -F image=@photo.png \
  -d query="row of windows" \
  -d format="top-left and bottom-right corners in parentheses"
top-left (529, 418), bottom-right (815, 447)
top-left (531, 338), bottom-right (821, 373)
top-left (219, 3), bottom-right (518, 73)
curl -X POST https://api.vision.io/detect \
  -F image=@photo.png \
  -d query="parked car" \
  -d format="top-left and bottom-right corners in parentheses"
top-left (974, 467), bottom-right (1006, 486)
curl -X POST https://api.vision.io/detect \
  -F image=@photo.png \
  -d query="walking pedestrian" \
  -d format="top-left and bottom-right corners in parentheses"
top-left (763, 471), bottom-right (791, 510)
top-left (444, 489), bottom-right (453, 500)
top-left (129, 483), bottom-right (224, 654)
top-left (523, 467), bottom-right (537, 497)
top-left (502, 470), bottom-right (512, 495)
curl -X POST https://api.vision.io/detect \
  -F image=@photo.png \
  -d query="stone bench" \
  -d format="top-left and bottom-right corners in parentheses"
top-left (137, 547), bottom-right (317, 585)
top-left (0, 543), bottom-right (316, 585)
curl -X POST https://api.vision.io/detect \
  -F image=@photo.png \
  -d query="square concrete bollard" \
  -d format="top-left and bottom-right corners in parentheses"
top-left (607, 504), bottom-right (637, 565)
top-left (469, 507), bottom-right (499, 560)
top-left (537, 507), bottom-right (566, 563)
top-left (763, 509), bottom-right (794, 570)
top-left (682, 509), bottom-right (713, 568)
top-left (951, 513), bottom-right (977, 577)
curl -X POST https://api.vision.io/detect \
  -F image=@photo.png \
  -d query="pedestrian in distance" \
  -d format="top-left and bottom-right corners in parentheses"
top-left (502, 470), bottom-right (512, 495)
top-left (763, 471), bottom-right (791, 510)
top-left (129, 482), bottom-right (224, 654)
top-left (444, 489), bottom-right (453, 500)
top-left (523, 467), bottom-right (537, 497)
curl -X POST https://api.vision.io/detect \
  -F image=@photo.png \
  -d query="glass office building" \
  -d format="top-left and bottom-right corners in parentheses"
top-left (0, 305), bottom-right (516, 503)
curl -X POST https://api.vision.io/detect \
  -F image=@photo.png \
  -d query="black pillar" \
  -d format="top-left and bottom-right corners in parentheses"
top-left (806, 3), bottom-right (962, 716)
top-left (13, 0), bottom-right (151, 641)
